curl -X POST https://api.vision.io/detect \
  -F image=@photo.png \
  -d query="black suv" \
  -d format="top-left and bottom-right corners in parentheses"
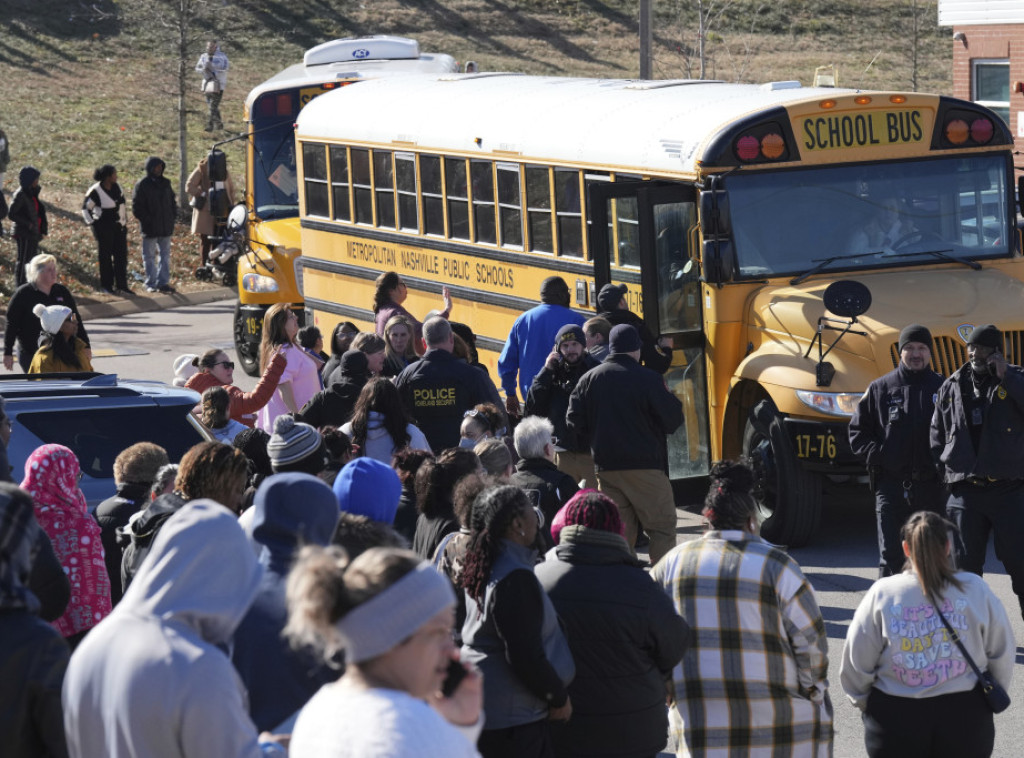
top-left (0, 373), bottom-right (211, 507)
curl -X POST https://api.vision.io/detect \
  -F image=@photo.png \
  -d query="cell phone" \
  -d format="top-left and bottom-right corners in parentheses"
top-left (989, 352), bottom-right (1002, 377)
top-left (441, 659), bottom-right (468, 698)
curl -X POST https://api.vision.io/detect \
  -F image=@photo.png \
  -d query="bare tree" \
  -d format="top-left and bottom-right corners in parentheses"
top-left (125, 0), bottom-right (219, 208)
top-left (672, 0), bottom-right (741, 80)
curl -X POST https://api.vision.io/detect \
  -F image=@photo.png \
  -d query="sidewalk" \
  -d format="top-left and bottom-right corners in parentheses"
top-left (75, 285), bottom-right (235, 321)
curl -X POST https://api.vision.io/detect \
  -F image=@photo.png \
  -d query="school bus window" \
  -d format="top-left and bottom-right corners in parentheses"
top-left (396, 153), bottom-right (418, 232)
top-left (420, 155), bottom-right (445, 236)
top-left (555, 168), bottom-right (583, 258)
top-left (302, 143), bottom-right (330, 218)
top-left (615, 195), bottom-right (640, 268)
top-left (374, 151), bottom-right (396, 229)
top-left (351, 148), bottom-right (372, 225)
top-left (329, 146), bottom-right (351, 222)
top-left (525, 165), bottom-right (553, 253)
top-left (446, 157), bottom-right (470, 240)
top-left (497, 163), bottom-right (523, 249)
top-left (471, 160), bottom-right (496, 244)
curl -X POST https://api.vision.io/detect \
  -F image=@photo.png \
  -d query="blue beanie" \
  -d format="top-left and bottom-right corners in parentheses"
top-left (333, 457), bottom-right (402, 524)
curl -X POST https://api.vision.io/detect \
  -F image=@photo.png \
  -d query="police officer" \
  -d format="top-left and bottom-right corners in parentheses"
top-left (394, 316), bottom-right (504, 452)
top-left (931, 323), bottom-right (1024, 620)
top-left (849, 324), bottom-right (944, 577)
top-left (524, 323), bottom-right (600, 488)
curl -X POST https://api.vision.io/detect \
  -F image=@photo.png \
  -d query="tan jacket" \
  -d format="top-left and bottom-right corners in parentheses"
top-left (186, 160), bottom-right (236, 237)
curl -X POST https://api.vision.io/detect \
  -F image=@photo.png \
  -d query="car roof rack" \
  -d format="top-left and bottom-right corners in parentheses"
top-left (0, 371), bottom-right (106, 382)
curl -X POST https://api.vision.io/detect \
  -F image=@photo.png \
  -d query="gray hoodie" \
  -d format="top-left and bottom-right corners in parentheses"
top-left (62, 500), bottom-right (270, 758)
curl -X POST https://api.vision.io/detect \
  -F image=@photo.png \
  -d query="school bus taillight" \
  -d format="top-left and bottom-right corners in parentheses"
top-left (761, 133), bottom-right (786, 159)
top-left (945, 119), bottom-right (969, 145)
top-left (735, 132), bottom-right (786, 162)
top-left (971, 118), bottom-right (994, 144)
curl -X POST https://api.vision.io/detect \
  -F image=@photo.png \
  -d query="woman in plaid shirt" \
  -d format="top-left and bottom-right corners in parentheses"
top-left (651, 461), bottom-right (833, 757)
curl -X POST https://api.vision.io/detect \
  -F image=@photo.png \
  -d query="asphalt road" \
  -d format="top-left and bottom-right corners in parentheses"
top-left (85, 298), bottom-right (1024, 757)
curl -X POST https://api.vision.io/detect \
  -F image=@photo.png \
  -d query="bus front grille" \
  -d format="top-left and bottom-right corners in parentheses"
top-left (888, 332), bottom-right (1024, 377)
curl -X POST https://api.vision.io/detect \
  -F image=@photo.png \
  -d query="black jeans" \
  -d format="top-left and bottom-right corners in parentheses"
top-left (874, 475), bottom-right (945, 577)
top-left (863, 687), bottom-right (993, 758)
top-left (947, 480), bottom-right (1024, 621)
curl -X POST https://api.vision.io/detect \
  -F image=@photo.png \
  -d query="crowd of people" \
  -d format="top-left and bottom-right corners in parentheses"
top-left (0, 264), bottom-right (1020, 758)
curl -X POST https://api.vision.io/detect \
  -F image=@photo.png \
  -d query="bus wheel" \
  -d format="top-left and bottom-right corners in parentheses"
top-left (742, 398), bottom-right (822, 547)
top-left (233, 302), bottom-right (260, 377)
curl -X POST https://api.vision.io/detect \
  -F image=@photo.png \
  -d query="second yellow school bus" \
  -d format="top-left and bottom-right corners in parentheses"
top-left (294, 72), bottom-right (1020, 546)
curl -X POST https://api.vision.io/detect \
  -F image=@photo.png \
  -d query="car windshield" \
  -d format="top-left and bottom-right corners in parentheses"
top-left (726, 153), bottom-right (1012, 279)
top-left (251, 89), bottom-right (302, 221)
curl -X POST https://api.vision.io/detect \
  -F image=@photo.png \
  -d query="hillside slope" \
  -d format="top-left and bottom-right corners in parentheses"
top-left (0, 0), bottom-right (952, 297)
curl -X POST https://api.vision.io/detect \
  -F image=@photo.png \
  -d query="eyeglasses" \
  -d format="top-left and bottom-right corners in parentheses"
top-left (212, 361), bottom-right (235, 370)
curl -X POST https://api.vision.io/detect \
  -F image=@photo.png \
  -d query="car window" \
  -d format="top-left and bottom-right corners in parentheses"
top-left (17, 405), bottom-right (205, 479)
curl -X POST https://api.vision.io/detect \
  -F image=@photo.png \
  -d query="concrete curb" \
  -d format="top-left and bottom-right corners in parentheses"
top-left (76, 286), bottom-right (236, 321)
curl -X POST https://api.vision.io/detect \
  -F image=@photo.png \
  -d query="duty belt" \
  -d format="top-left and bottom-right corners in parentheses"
top-left (964, 477), bottom-right (1023, 488)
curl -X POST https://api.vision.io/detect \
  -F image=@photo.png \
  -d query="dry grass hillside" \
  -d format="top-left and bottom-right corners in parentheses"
top-left (0, 0), bottom-right (953, 298)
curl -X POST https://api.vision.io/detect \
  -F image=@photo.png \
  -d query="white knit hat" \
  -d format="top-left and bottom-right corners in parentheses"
top-left (32, 304), bottom-right (72, 335)
top-left (172, 354), bottom-right (199, 388)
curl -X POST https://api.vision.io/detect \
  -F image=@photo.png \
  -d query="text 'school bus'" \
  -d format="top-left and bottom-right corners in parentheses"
top-left (233, 36), bottom-right (458, 375)
top-left (293, 73), bottom-right (1020, 546)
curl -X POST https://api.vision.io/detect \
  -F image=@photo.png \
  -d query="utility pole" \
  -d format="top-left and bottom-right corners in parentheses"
top-left (640, 0), bottom-right (652, 79)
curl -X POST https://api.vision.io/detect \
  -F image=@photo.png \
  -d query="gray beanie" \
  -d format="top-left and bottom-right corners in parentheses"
top-left (267, 415), bottom-right (323, 469)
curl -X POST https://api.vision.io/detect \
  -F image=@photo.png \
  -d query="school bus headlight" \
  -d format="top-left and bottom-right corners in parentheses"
top-left (241, 273), bottom-right (280, 293)
top-left (796, 390), bottom-right (860, 417)
top-left (945, 119), bottom-right (969, 145)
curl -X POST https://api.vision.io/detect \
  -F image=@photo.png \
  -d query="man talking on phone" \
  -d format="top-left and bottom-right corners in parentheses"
top-left (931, 323), bottom-right (1024, 621)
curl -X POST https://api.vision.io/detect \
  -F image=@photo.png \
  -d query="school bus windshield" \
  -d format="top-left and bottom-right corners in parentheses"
top-left (251, 90), bottom-right (302, 220)
top-left (727, 153), bottom-right (1012, 279)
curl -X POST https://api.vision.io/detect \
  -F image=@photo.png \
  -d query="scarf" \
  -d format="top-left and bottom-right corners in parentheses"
top-left (21, 444), bottom-right (111, 637)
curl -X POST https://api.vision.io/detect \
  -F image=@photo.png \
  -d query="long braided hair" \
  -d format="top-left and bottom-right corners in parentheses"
top-left (461, 485), bottom-right (531, 603)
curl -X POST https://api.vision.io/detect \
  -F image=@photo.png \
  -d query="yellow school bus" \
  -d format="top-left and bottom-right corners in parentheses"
top-left (233, 37), bottom-right (457, 374)
top-left (294, 73), bottom-right (1020, 545)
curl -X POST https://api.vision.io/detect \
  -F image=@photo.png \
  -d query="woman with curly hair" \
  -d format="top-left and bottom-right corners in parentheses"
top-left (20, 444), bottom-right (111, 649)
top-left (460, 485), bottom-right (575, 758)
top-left (412, 448), bottom-right (481, 561)
top-left (341, 377), bottom-right (430, 464)
top-left (256, 303), bottom-right (321, 433)
top-left (381, 314), bottom-right (419, 378)
top-left (651, 460), bottom-right (833, 757)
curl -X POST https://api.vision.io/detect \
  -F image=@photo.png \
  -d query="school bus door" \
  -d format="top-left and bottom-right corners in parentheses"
top-left (588, 181), bottom-right (710, 480)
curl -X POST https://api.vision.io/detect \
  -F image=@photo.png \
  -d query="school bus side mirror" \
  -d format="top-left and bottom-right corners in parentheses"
top-left (700, 191), bottom-right (731, 237)
top-left (701, 239), bottom-right (735, 284)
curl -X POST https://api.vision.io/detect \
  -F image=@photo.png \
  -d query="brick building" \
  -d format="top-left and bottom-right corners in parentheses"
top-left (939, 2), bottom-right (1024, 163)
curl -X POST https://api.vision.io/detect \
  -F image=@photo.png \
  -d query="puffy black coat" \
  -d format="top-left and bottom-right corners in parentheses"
top-left (849, 363), bottom-right (943, 477)
top-left (93, 482), bottom-right (150, 607)
top-left (535, 530), bottom-right (689, 758)
top-left (131, 157), bottom-right (177, 237)
top-left (508, 457), bottom-right (579, 548)
top-left (567, 354), bottom-right (683, 472)
top-left (119, 491), bottom-right (186, 595)
top-left (931, 362), bottom-right (1024, 483)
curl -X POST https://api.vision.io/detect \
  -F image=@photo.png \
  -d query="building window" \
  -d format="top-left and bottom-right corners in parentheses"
top-left (973, 59), bottom-right (1009, 125)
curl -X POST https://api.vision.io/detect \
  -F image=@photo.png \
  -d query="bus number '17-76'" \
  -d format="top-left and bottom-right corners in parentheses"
top-left (795, 433), bottom-right (837, 460)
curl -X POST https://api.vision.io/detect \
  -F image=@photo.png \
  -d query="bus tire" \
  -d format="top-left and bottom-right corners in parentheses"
top-left (742, 398), bottom-right (822, 547)
top-left (233, 302), bottom-right (261, 377)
